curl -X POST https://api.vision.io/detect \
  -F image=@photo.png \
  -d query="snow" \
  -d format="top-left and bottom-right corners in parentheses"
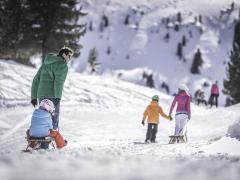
top-left (111, 67), bottom-right (154, 86)
top-left (1, 0), bottom-right (240, 179)
top-left (227, 117), bottom-right (240, 140)
top-left (0, 60), bottom-right (240, 180)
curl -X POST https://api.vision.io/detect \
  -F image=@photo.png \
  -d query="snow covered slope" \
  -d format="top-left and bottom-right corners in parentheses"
top-left (73, 0), bottom-right (240, 105)
top-left (0, 60), bottom-right (240, 180)
top-left (0, 60), bottom-right (169, 108)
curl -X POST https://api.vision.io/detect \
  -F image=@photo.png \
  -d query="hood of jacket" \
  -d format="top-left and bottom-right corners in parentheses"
top-left (43, 53), bottom-right (64, 65)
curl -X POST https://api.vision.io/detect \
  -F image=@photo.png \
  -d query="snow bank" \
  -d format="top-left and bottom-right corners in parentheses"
top-left (227, 118), bottom-right (240, 140)
top-left (200, 136), bottom-right (240, 156)
top-left (197, 104), bottom-right (240, 156)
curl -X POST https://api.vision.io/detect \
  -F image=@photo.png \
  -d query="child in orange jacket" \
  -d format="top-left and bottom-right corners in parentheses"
top-left (142, 95), bottom-right (171, 143)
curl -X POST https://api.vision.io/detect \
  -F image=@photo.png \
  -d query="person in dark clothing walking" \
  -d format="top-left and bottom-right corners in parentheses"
top-left (141, 95), bottom-right (171, 143)
top-left (209, 81), bottom-right (220, 107)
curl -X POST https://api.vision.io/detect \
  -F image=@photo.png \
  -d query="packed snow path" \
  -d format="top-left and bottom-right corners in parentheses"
top-left (1, 96), bottom-right (240, 180)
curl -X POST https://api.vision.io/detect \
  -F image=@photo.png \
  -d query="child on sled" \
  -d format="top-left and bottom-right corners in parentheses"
top-left (26, 99), bottom-right (67, 149)
top-left (141, 95), bottom-right (171, 143)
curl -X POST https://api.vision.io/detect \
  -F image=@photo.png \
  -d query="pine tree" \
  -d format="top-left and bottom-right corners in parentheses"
top-left (177, 12), bottom-right (182, 23)
top-left (99, 14), bottom-right (109, 32)
top-left (194, 16), bottom-right (198, 23)
top-left (89, 21), bottom-right (93, 31)
top-left (174, 24), bottom-right (179, 31)
top-left (223, 22), bottom-right (240, 104)
top-left (190, 48), bottom-right (203, 74)
top-left (99, 21), bottom-right (104, 32)
top-left (102, 15), bottom-right (109, 27)
top-left (27, 0), bottom-right (87, 62)
top-left (164, 32), bottom-right (170, 42)
top-left (0, 0), bottom-right (31, 63)
top-left (106, 46), bottom-right (111, 55)
top-left (189, 30), bottom-right (193, 38)
top-left (231, 2), bottom-right (234, 11)
top-left (199, 15), bottom-right (202, 23)
top-left (88, 47), bottom-right (101, 73)
top-left (135, 21), bottom-right (139, 31)
top-left (165, 18), bottom-right (170, 28)
top-left (124, 14), bottom-right (130, 25)
top-left (176, 42), bottom-right (183, 59)
top-left (182, 35), bottom-right (186, 46)
top-left (0, 0), bottom-right (87, 64)
top-left (199, 27), bottom-right (203, 34)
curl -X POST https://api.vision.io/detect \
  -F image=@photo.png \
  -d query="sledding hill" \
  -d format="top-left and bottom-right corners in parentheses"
top-left (0, 60), bottom-right (240, 180)
top-left (71, 0), bottom-right (240, 105)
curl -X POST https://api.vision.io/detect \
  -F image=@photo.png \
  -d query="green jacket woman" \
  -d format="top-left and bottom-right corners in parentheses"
top-left (31, 53), bottom-right (68, 100)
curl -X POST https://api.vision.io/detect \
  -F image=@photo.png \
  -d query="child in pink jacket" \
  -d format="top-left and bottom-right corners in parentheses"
top-left (169, 84), bottom-right (191, 136)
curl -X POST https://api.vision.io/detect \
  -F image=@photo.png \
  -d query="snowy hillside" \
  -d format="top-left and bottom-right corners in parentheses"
top-left (72, 0), bottom-right (240, 105)
top-left (1, 60), bottom-right (240, 180)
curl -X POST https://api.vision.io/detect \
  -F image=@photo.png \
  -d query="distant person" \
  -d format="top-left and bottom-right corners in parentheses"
top-left (141, 95), bottom-right (171, 143)
top-left (169, 84), bottom-right (191, 139)
top-left (196, 90), bottom-right (207, 106)
top-left (194, 89), bottom-right (201, 103)
top-left (26, 99), bottom-right (67, 149)
top-left (209, 81), bottom-right (219, 107)
top-left (161, 82), bottom-right (170, 94)
top-left (31, 46), bottom-right (73, 130)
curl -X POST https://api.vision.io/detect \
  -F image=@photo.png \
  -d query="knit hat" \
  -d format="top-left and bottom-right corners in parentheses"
top-left (39, 99), bottom-right (55, 114)
top-left (178, 84), bottom-right (190, 95)
top-left (179, 84), bottom-right (189, 92)
top-left (152, 95), bottom-right (159, 101)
